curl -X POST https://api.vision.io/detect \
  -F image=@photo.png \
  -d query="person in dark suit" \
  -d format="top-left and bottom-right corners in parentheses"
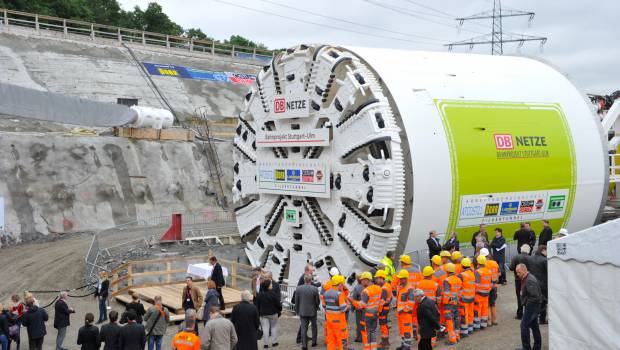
top-left (294, 274), bottom-right (320, 350)
top-left (118, 311), bottom-right (145, 350)
top-left (443, 231), bottom-right (460, 252)
top-left (54, 291), bottom-right (75, 350)
top-left (95, 271), bottom-right (110, 324)
top-left (230, 290), bottom-right (260, 350)
top-left (471, 223), bottom-right (489, 248)
top-left (538, 220), bottom-right (553, 247)
top-left (98, 310), bottom-right (121, 350)
top-left (21, 297), bottom-right (48, 350)
top-left (209, 256), bottom-right (226, 310)
top-left (120, 294), bottom-right (146, 325)
top-left (426, 230), bottom-right (442, 260)
top-left (414, 289), bottom-right (443, 350)
top-left (77, 313), bottom-right (100, 350)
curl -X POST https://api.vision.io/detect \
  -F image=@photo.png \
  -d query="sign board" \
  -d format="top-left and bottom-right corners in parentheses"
top-left (284, 208), bottom-right (300, 226)
top-left (256, 128), bottom-right (330, 147)
top-left (257, 160), bottom-right (330, 198)
top-left (272, 92), bottom-right (310, 119)
top-left (142, 62), bottom-right (256, 85)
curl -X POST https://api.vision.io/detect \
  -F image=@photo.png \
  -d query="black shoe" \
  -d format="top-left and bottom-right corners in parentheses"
top-left (263, 346), bottom-right (268, 349)
top-left (302, 348), bottom-right (308, 350)
top-left (540, 319), bottom-right (548, 324)
top-left (312, 343), bottom-right (317, 347)
top-left (296, 339), bottom-right (301, 344)
top-left (515, 315), bottom-right (522, 320)
top-left (354, 338), bottom-right (362, 343)
top-left (272, 343), bottom-right (279, 347)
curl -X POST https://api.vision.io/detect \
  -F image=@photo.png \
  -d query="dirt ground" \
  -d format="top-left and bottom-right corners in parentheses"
top-left (0, 234), bottom-right (548, 349)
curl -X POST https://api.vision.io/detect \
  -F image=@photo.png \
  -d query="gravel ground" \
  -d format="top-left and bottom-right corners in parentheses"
top-left (0, 232), bottom-right (548, 349)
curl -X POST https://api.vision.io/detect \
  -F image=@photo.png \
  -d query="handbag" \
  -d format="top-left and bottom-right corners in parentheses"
top-left (257, 322), bottom-right (263, 340)
top-left (9, 324), bottom-right (19, 338)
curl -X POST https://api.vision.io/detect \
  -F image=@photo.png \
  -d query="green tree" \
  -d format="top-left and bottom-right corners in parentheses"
top-left (138, 2), bottom-right (182, 35)
top-left (184, 27), bottom-right (213, 41)
top-left (226, 35), bottom-right (267, 49)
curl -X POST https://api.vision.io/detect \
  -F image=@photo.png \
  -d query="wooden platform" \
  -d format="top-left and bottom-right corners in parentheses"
top-left (113, 127), bottom-right (194, 141)
top-left (114, 281), bottom-right (241, 319)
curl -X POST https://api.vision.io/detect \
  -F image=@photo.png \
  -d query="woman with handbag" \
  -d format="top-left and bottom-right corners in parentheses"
top-left (231, 290), bottom-right (260, 350)
top-left (8, 295), bottom-right (22, 350)
top-left (255, 280), bottom-right (281, 349)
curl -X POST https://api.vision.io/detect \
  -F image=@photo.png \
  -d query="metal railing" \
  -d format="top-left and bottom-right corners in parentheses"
top-left (84, 210), bottom-right (237, 285)
top-left (0, 8), bottom-right (274, 62)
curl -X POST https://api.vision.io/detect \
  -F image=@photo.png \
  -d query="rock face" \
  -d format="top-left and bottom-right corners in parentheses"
top-left (0, 134), bottom-right (235, 243)
top-left (0, 30), bottom-right (251, 243)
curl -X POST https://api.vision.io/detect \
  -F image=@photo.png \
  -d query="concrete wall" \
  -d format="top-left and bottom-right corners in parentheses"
top-left (0, 30), bottom-right (246, 243)
top-left (0, 133), bottom-right (234, 243)
top-left (0, 30), bottom-right (262, 118)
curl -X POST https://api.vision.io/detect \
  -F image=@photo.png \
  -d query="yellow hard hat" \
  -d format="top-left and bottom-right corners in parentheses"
top-left (476, 255), bottom-right (487, 265)
top-left (431, 255), bottom-right (442, 265)
top-left (422, 266), bottom-right (435, 277)
top-left (331, 275), bottom-right (345, 285)
top-left (375, 270), bottom-right (387, 279)
top-left (461, 258), bottom-right (472, 268)
top-left (360, 271), bottom-right (373, 280)
top-left (399, 255), bottom-right (412, 265)
top-left (451, 251), bottom-right (462, 260)
top-left (445, 263), bottom-right (456, 273)
top-left (440, 250), bottom-right (451, 257)
top-left (397, 269), bottom-right (409, 279)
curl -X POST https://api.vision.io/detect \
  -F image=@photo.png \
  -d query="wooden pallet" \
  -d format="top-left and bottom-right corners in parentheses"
top-left (114, 127), bottom-right (194, 141)
top-left (125, 282), bottom-right (242, 315)
top-left (114, 293), bottom-right (185, 322)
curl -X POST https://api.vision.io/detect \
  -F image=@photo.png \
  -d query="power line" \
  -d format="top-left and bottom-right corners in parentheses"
top-left (362, 0), bottom-right (487, 35)
top-left (212, 0), bottom-right (441, 46)
top-left (254, 0), bottom-right (446, 42)
top-left (398, 0), bottom-right (493, 30)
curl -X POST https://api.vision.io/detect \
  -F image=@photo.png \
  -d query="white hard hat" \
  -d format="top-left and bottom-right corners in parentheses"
top-left (558, 228), bottom-right (568, 235)
top-left (479, 248), bottom-right (489, 257)
top-left (329, 267), bottom-right (340, 276)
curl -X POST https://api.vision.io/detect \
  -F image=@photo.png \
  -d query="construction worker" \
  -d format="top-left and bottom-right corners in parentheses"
top-left (417, 266), bottom-right (440, 347)
top-left (431, 255), bottom-right (447, 330)
top-left (392, 255), bottom-right (422, 333)
top-left (442, 263), bottom-right (462, 345)
top-left (451, 251), bottom-right (463, 274)
top-left (324, 275), bottom-right (349, 350)
top-left (395, 269), bottom-right (414, 350)
top-left (474, 255), bottom-right (493, 330)
top-left (457, 258), bottom-right (475, 337)
top-left (349, 271), bottom-right (382, 350)
top-left (379, 251), bottom-right (397, 283)
top-left (374, 270), bottom-right (392, 347)
top-left (481, 248), bottom-right (500, 326)
top-left (321, 267), bottom-right (349, 344)
top-left (439, 251), bottom-right (451, 267)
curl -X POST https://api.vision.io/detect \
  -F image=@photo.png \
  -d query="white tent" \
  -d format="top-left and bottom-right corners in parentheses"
top-left (547, 219), bottom-right (620, 350)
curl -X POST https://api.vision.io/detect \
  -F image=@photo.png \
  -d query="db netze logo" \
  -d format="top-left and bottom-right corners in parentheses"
top-left (494, 134), bottom-right (514, 150)
top-left (274, 98), bottom-right (286, 113)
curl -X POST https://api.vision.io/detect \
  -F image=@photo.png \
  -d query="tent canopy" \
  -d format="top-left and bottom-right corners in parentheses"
top-left (547, 218), bottom-right (620, 267)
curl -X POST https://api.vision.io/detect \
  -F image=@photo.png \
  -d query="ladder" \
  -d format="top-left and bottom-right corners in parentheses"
top-left (195, 106), bottom-right (228, 208)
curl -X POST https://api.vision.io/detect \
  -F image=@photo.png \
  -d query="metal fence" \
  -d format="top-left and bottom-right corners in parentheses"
top-left (84, 210), bottom-right (237, 286)
top-left (0, 8), bottom-right (274, 62)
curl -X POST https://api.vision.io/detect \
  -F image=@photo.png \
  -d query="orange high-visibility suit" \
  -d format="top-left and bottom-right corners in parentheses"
top-left (378, 282), bottom-right (392, 339)
top-left (321, 281), bottom-right (349, 344)
top-left (433, 268), bottom-right (448, 326)
top-left (442, 275), bottom-right (463, 345)
top-left (393, 264), bottom-right (422, 331)
top-left (458, 268), bottom-right (476, 336)
top-left (351, 284), bottom-right (382, 350)
top-left (396, 281), bottom-right (414, 349)
top-left (474, 267), bottom-right (492, 329)
top-left (454, 263), bottom-right (463, 275)
top-left (417, 277), bottom-right (440, 347)
top-left (323, 288), bottom-right (349, 350)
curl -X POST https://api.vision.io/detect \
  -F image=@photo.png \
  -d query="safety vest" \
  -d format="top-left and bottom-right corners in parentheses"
top-left (396, 284), bottom-right (413, 314)
top-left (434, 268), bottom-right (448, 292)
top-left (321, 281), bottom-right (349, 305)
top-left (380, 256), bottom-right (396, 282)
top-left (458, 269), bottom-right (476, 303)
top-left (379, 282), bottom-right (392, 305)
top-left (417, 278), bottom-right (440, 302)
top-left (486, 260), bottom-right (500, 284)
top-left (361, 284), bottom-right (382, 319)
top-left (323, 289), bottom-right (347, 322)
top-left (454, 263), bottom-right (463, 275)
top-left (392, 264), bottom-right (422, 291)
top-left (442, 274), bottom-right (462, 306)
top-left (172, 331), bottom-right (200, 350)
top-left (475, 267), bottom-right (493, 296)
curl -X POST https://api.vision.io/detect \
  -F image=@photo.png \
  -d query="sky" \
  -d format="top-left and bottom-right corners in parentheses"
top-left (118, 0), bottom-right (619, 94)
